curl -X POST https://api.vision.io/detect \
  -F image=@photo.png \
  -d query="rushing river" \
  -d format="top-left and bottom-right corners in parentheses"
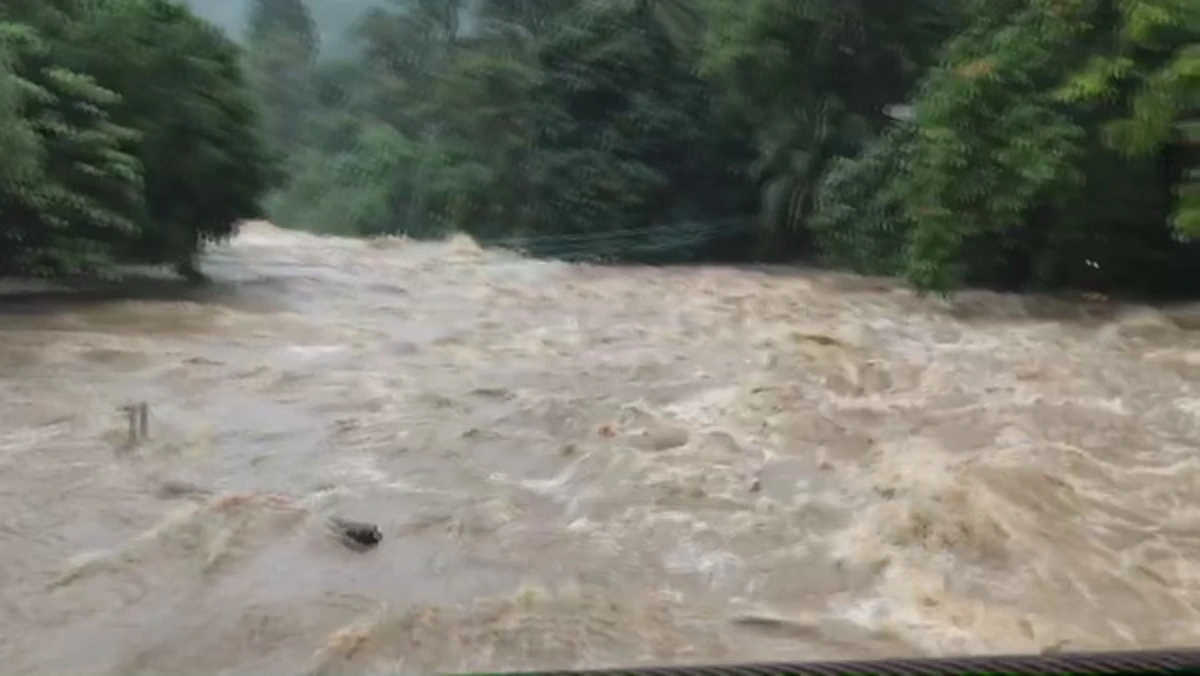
top-left (5, 222), bottom-right (1200, 673)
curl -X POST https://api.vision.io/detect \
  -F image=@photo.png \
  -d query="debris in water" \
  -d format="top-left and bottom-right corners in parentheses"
top-left (155, 479), bottom-right (213, 499)
top-left (1041, 639), bottom-right (1071, 655)
top-left (327, 517), bottom-right (382, 552)
top-left (631, 425), bottom-right (690, 452)
top-left (791, 332), bottom-right (840, 346)
top-left (728, 612), bottom-right (822, 639)
top-left (118, 401), bottom-right (149, 446)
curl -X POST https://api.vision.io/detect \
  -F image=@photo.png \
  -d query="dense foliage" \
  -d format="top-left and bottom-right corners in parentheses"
top-left (6, 0), bottom-right (1197, 295)
top-left (885, 0), bottom-right (1200, 293)
top-left (242, 0), bottom-right (1197, 295)
top-left (0, 0), bottom-right (272, 279)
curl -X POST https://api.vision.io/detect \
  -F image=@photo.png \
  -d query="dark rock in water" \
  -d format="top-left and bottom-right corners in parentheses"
top-left (327, 517), bottom-right (382, 552)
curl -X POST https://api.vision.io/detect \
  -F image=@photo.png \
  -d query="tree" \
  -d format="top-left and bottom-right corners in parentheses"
top-left (0, 19), bottom-right (144, 277)
top-left (696, 0), bottom-right (961, 255)
top-left (276, 0), bottom-right (753, 259)
top-left (887, 0), bottom-right (1199, 293)
top-left (246, 0), bottom-right (319, 152)
top-left (248, 0), bottom-right (319, 54)
top-left (58, 0), bottom-right (273, 277)
top-left (250, 0), bottom-right (1197, 299)
top-left (0, 0), bottom-right (272, 280)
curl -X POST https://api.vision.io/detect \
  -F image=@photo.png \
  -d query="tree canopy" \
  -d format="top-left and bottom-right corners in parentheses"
top-left (0, 0), bottom-right (271, 279)
top-left (6, 0), bottom-right (1197, 296)
top-left (242, 0), bottom-right (1197, 296)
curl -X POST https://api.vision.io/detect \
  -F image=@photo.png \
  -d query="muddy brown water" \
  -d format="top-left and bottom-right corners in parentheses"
top-left (5, 222), bottom-right (1200, 674)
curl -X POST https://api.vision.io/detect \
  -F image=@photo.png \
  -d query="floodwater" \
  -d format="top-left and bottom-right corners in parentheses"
top-left (5, 222), bottom-right (1200, 674)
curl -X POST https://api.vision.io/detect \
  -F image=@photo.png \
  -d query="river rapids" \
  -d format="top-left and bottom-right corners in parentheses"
top-left (4, 222), bottom-right (1200, 673)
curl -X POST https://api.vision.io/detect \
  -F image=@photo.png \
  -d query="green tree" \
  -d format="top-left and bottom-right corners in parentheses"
top-left (0, 0), bottom-right (271, 280)
top-left (246, 0), bottom-right (319, 152)
top-left (0, 19), bottom-right (144, 277)
top-left (266, 0), bottom-right (756, 257)
top-left (58, 0), bottom-right (273, 277)
top-left (251, 0), bottom-right (1196, 299)
top-left (697, 0), bottom-right (960, 255)
top-left (888, 0), bottom-right (1199, 293)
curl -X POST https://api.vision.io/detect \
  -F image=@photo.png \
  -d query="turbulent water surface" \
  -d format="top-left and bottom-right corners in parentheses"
top-left (6, 222), bottom-right (1200, 674)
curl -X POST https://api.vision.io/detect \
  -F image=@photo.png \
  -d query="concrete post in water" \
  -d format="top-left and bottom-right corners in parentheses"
top-left (119, 401), bottom-right (149, 446)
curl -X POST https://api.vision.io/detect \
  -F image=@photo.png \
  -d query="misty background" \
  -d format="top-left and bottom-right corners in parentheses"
top-left (182, 0), bottom-right (482, 58)
top-left (182, 0), bottom-right (370, 55)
